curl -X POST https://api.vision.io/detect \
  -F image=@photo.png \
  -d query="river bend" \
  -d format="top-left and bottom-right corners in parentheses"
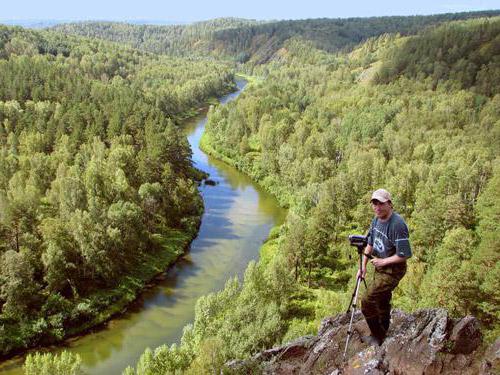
top-left (0, 78), bottom-right (286, 375)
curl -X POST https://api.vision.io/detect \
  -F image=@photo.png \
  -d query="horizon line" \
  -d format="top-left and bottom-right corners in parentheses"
top-left (1, 9), bottom-right (499, 25)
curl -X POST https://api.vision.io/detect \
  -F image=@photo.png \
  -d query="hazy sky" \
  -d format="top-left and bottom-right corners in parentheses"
top-left (2, 0), bottom-right (499, 22)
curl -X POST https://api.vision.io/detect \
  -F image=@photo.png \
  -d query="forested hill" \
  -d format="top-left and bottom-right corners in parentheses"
top-left (50, 11), bottom-right (500, 63)
top-left (375, 17), bottom-right (500, 95)
top-left (0, 25), bottom-right (235, 356)
top-left (50, 18), bottom-right (263, 58)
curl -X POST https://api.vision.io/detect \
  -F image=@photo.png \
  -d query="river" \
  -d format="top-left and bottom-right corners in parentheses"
top-left (0, 78), bottom-right (286, 375)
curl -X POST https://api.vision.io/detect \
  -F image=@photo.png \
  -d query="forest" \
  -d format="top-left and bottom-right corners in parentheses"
top-left (0, 10), bottom-right (498, 375)
top-left (0, 25), bottom-right (235, 356)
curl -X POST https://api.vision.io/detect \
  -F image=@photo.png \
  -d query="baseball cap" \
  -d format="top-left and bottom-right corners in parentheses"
top-left (371, 188), bottom-right (392, 203)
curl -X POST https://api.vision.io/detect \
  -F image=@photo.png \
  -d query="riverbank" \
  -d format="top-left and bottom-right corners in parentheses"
top-left (0, 226), bottom-right (200, 362)
top-left (201, 73), bottom-right (296, 209)
top-left (200, 126), bottom-right (292, 208)
top-left (234, 73), bottom-right (263, 87)
top-left (199, 131), bottom-right (237, 168)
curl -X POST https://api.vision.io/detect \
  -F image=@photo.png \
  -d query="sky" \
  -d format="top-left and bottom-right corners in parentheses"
top-left (1, 0), bottom-right (499, 23)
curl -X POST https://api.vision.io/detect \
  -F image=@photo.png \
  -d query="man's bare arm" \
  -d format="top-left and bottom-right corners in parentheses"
top-left (371, 254), bottom-right (407, 268)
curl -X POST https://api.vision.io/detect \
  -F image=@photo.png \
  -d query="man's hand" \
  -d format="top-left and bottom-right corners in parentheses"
top-left (356, 267), bottom-right (367, 280)
top-left (371, 258), bottom-right (388, 269)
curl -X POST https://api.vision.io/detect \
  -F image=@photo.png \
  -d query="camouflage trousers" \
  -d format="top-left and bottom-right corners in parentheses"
top-left (361, 262), bottom-right (407, 334)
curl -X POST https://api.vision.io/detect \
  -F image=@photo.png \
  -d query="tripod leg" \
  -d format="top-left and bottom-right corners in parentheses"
top-left (344, 248), bottom-right (368, 361)
top-left (346, 274), bottom-right (365, 313)
top-left (343, 276), bottom-right (362, 362)
top-left (345, 283), bottom-right (357, 314)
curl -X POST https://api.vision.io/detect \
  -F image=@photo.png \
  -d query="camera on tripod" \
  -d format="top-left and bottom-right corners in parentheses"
top-left (348, 234), bottom-right (367, 249)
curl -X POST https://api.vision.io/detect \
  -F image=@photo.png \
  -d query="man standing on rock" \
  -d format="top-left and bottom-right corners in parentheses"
top-left (357, 188), bottom-right (412, 346)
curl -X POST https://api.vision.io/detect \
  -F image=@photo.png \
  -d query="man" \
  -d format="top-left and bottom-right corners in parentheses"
top-left (357, 188), bottom-right (412, 346)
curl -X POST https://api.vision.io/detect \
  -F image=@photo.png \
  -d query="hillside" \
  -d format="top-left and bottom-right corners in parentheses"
top-left (50, 11), bottom-right (500, 63)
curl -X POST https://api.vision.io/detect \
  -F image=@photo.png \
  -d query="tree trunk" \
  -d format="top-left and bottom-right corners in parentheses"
top-left (15, 226), bottom-right (19, 252)
top-left (308, 263), bottom-right (312, 288)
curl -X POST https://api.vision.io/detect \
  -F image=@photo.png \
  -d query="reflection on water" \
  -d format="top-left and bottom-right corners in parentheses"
top-left (0, 79), bottom-right (286, 375)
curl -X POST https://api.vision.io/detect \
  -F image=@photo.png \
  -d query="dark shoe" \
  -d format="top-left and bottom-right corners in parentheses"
top-left (381, 314), bottom-right (391, 333)
top-left (366, 317), bottom-right (386, 344)
top-left (361, 335), bottom-right (381, 346)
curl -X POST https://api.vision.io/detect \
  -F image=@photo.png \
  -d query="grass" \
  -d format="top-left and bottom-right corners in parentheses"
top-left (235, 73), bottom-right (264, 87)
top-left (259, 225), bottom-right (283, 266)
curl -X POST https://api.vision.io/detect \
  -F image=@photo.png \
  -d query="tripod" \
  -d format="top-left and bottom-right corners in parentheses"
top-left (342, 242), bottom-right (371, 362)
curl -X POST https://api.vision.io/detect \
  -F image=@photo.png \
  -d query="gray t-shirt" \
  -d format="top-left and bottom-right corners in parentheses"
top-left (367, 212), bottom-right (412, 258)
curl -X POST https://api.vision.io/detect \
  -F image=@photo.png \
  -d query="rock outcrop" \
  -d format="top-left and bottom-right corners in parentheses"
top-left (226, 309), bottom-right (499, 374)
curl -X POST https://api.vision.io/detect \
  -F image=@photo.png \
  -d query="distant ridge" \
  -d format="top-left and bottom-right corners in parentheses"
top-left (0, 20), bottom-right (67, 29)
top-left (0, 19), bottom-right (187, 29)
top-left (50, 10), bottom-right (500, 63)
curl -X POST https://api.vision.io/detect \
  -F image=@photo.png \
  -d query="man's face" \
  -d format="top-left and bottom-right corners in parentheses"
top-left (371, 200), bottom-right (392, 220)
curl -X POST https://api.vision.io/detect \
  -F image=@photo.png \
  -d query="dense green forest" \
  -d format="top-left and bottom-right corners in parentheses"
top-left (51, 11), bottom-right (500, 63)
top-left (0, 25), bottom-right (235, 356)
top-left (118, 16), bottom-right (500, 374)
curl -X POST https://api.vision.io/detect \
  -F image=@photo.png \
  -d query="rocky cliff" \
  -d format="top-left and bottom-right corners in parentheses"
top-left (226, 309), bottom-right (499, 374)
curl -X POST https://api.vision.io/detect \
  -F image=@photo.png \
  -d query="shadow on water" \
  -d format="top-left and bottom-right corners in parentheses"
top-left (0, 78), bottom-right (286, 375)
